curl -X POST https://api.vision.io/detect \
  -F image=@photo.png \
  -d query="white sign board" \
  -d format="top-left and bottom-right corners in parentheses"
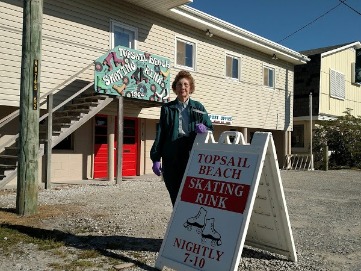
top-left (208, 114), bottom-right (232, 125)
top-left (155, 131), bottom-right (297, 271)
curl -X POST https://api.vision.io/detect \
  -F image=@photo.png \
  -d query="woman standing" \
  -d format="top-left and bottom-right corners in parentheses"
top-left (150, 70), bottom-right (213, 206)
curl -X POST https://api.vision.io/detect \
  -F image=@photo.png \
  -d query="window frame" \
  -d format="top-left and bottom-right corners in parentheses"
top-left (110, 20), bottom-right (138, 49)
top-left (263, 65), bottom-right (275, 89)
top-left (225, 53), bottom-right (241, 80)
top-left (175, 36), bottom-right (196, 71)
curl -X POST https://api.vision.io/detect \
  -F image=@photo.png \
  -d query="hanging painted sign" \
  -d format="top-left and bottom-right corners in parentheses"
top-left (94, 46), bottom-right (171, 102)
top-left (156, 131), bottom-right (297, 271)
top-left (355, 48), bottom-right (361, 83)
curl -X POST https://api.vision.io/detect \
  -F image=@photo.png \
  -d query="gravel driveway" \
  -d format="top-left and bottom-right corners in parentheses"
top-left (0, 169), bottom-right (360, 271)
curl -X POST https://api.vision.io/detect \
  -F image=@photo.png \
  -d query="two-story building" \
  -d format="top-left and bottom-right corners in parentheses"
top-left (0, 0), bottom-right (308, 187)
top-left (293, 41), bottom-right (361, 162)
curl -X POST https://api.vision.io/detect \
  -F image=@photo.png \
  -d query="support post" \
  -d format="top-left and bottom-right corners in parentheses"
top-left (108, 116), bottom-right (115, 182)
top-left (16, 0), bottom-right (44, 215)
top-left (324, 145), bottom-right (329, 171)
top-left (44, 93), bottom-right (53, 189)
top-left (116, 96), bottom-right (123, 184)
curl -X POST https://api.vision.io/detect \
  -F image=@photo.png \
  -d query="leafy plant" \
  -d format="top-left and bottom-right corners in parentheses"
top-left (313, 109), bottom-right (361, 169)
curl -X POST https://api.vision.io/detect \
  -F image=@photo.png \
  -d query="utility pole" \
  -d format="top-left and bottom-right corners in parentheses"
top-left (16, 0), bottom-right (44, 215)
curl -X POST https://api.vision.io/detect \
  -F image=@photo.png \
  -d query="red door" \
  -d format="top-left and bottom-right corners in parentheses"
top-left (94, 115), bottom-right (108, 179)
top-left (94, 115), bottom-right (138, 178)
top-left (122, 118), bottom-right (138, 176)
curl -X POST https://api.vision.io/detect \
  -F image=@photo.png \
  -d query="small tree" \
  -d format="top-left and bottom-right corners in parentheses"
top-left (313, 109), bottom-right (361, 169)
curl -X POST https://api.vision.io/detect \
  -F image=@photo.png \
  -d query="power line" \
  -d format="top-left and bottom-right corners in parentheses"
top-left (278, 0), bottom-right (346, 43)
top-left (339, 0), bottom-right (361, 16)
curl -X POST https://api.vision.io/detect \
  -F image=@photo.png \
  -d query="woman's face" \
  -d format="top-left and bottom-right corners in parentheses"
top-left (175, 77), bottom-right (191, 102)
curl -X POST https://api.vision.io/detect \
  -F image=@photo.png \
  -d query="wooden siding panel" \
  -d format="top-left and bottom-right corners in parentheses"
top-left (0, 2), bottom-right (23, 105)
top-left (1, 0), bottom-right (294, 131)
top-left (320, 48), bottom-right (361, 117)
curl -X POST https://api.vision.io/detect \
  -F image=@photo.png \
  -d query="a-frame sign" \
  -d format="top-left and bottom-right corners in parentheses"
top-left (155, 131), bottom-right (297, 271)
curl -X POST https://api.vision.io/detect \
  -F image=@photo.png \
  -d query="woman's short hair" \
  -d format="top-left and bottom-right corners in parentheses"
top-left (171, 70), bottom-right (195, 94)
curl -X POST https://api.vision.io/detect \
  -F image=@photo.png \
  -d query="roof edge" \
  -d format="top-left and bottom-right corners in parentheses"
top-left (321, 42), bottom-right (361, 57)
top-left (173, 5), bottom-right (310, 64)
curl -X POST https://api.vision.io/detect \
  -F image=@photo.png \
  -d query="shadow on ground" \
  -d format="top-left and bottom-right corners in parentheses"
top-left (1, 223), bottom-right (162, 271)
top-left (1, 221), bottom-right (287, 271)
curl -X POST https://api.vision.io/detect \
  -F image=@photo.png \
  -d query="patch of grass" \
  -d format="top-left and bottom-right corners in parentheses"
top-left (49, 260), bottom-right (94, 271)
top-left (77, 249), bottom-right (101, 259)
top-left (0, 224), bottom-right (64, 256)
top-left (35, 237), bottom-right (64, 250)
top-left (52, 248), bottom-right (69, 259)
top-left (49, 258), bottom-right (112, 271)
top-left (0, 225), bottom-right (115, 270)
top-left (0, 226), bottom-right (34, 254)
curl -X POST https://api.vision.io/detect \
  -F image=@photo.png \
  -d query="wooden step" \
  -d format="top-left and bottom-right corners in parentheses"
top-left (39, 130), bottom-right (61, 135)
top-left (53, 115), bottom-right (81, 124)
top-left (4, 147), bottom-right (18, 156)
top-left (0, 154), bottom-right (17, 159)
top-left (65, 102), bottom-right (99, 109)
top-left (80, 93), bottom-right (108, 99)
top-left (74, 96), bottom-right (106, 103)
top-left (0, 155), bottom-right (17, 165)
top-left (0, 164), bottom-right (16, 169)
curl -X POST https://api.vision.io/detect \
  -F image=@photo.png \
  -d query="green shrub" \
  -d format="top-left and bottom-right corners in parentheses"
top-left (313, 109), bottom-right (361, 169)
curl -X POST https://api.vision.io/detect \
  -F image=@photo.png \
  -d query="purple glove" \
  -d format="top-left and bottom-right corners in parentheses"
top-left (152, 161), bottom-right (162, 176)
top-left (195, 123), bottom-right (208, 134)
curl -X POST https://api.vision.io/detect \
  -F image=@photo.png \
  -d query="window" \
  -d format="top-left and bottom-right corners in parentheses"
top-left (226, 54), bottom-right (239, 79)
top-left (111, 21), bottom-right (137, 49)
top-left (291, 125), bottom-right (304, 148)
top-left (330, 69), bottom-right (345, 100)
top-left (264, 66), bottom-right (275, 88)
top-left (176, 38), bottom-right (195, 69)
top-left (94, 116), bottom-right (108, 144)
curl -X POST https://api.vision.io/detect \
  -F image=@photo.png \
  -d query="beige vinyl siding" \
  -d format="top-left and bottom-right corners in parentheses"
top-left (0, 1), bottom-right (23, 106)
top-left (1, 0), bottom-right (294, 130)
top-left (320, 47), bottom-right (361, 117)
top-left (178, 35), bottom-right (294, 130)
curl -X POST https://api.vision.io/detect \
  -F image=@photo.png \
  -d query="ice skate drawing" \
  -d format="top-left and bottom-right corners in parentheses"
top-left (131, 67), bottom-right (148, 84)
top-left (96, 75), bottom-right (111, 94)
top-left (160, 68), bottom-right (170, 79)
top-left (112, 84), bottom-right (126, 95)
top-left (102, 52), bottom-right (126, 72)
top-left (155, 88), bottom-right (169, 102)
top-left (201, 218), bottom-right (222, 247)
top-left (111, 51), bottom-right (126, 67)
top-left (183, 207), bottom-right (207, 234)
top-left (103, 52), bottom-right (114, 72)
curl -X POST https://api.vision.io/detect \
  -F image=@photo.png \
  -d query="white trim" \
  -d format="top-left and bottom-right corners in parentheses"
top-left (225, 52), bottom-right (241, 81)
top-left (321, 41), bottom-right (361, 58)
top-left (263, 64), bottom-right (275, 89)
top-left (171, 6), bottom-right (310, 64)
top-left (294, 115), bottom-right (337, 121)
top-left (175, 35), bottom-right (197, 71)
top-left (110, 20), bottom-right (138, 49)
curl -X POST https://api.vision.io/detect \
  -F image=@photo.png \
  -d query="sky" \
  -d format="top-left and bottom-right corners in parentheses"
top-left (188, 0), bottom-right (361, 52)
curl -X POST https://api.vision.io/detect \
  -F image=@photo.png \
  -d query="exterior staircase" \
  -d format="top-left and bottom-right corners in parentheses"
top-left (0, 64), bottom-right (114, 189)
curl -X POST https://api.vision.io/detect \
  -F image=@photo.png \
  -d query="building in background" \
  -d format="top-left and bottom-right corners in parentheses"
top-left (293, 41), bottom-right (361, 157)
top-left (0, 0), bottom-right (308, 187)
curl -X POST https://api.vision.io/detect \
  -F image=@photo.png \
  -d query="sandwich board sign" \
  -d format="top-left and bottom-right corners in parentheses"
top-left (155, 131), bottom-right (297, 271)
